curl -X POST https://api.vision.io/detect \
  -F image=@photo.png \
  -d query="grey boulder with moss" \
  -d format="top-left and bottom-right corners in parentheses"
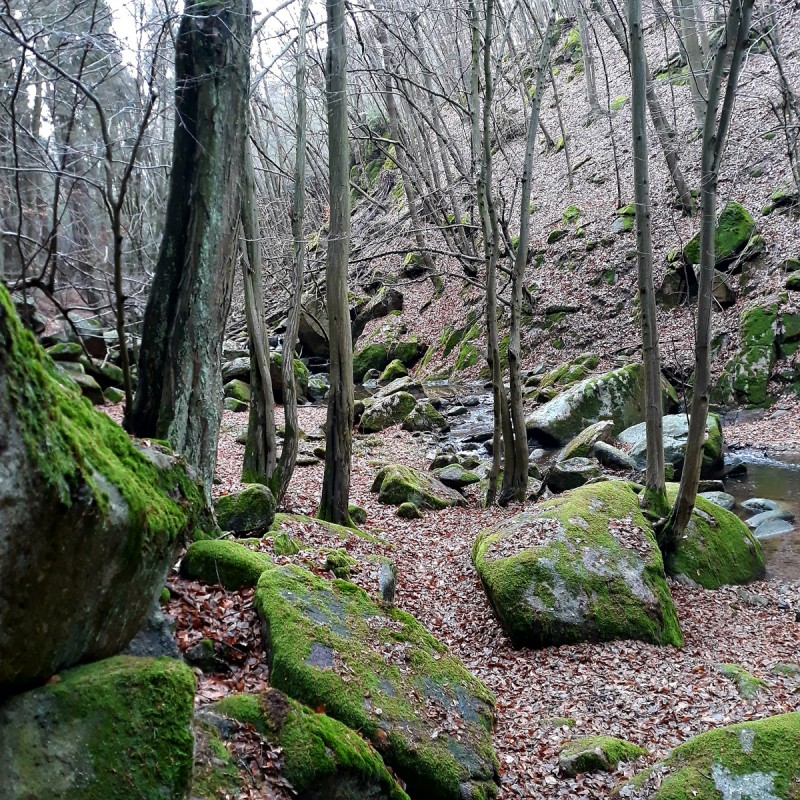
top-left (472, 481), bottom-right (682, 648)
top-left (559, 420), bottom-right (614, 460)
top-left (619, 712), bottom-right (800, 799)
top-left (546, 457), bottom-right (601, 492)
top-left (401, 399), bottom-right (450, 433)
top-left (371, 463), bottom-right (466, 509)
top-left (378, 358), bottom-right (408, 385)
top-left (434, 463), bottom-right (481, 489)
top-left (360, 391), bottom-right (417, 433)
top-left (559, 736), bottom-right (646, 777)
top-left (212, 689), bottom-right (410, 800)
top-left (180, 539), bottom-right (272, 590)
top-left (254, 564), bottom-right (499, 800)
top-left (214, 484), bottom-right (276, 534)
top-left (0, 655), bottom-right (196, 799)
top-left (0, 286), bottom-right (214, 694)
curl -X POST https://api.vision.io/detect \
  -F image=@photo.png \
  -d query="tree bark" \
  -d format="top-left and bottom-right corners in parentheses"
top-left (319, 0), bottom-right (354, 526)
top-left (129, 0), bottom-right (251, 497)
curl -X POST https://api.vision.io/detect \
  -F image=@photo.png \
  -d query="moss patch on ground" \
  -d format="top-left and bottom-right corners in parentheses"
top-left (254, 564), bottom-right (499, 800)
top-left (472, 481), bottom-right (683, 648)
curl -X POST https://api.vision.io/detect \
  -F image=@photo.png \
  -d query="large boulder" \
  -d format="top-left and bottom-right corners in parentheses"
top-left (371, 463), bottom-right (467, 509)
top-left (664, 484), bottom-right (764, 588)
top-left (298, 293), bottom-right (329, 358)
top-left (546, 457), bottom-right (602, 492)
top-left (619, 712), bottom-right (800, 799)
top-left (270, 351), bottom-right (310, 402)
top-left (213, 689), bottom-right (410, 800)
top-left (525, 363), bottom-right (677, 445)
top-left (471, 481), bottom-right (683, 648)
top-left (214, 484), bottom-right (276, 535)
top-left (559, 419), bottom-right (614, 460)
top-left (401, 399), bottom-right (449, 433)
top-left (351, 286), bottom-right (404, 342)
top-left (359, 391), bottom-right (417, 433)
top-left (0, 656), bottom-right (196, 799)
top-left (180, 539), bottom-right (273, 590)
top-left (0, 286), bottom-right (213, 694)
top-left (617, 413), bottom-right (724, 478)
top-left (254, 565), bottom-right (499, 800)
top-left (683, 201), bottom-right (756, 268)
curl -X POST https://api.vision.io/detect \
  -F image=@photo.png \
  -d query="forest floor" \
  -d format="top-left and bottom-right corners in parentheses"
top-left (149, 404), bottom-right (800, 800)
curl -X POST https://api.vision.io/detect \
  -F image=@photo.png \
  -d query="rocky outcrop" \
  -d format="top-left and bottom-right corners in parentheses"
top-left (371, 463), bottom-right (467, 510)
top-left (360, 391), bottom-right (417, 433)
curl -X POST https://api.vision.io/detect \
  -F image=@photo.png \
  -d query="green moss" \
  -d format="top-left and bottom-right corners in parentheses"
top-left (664, 484), bottom-right (765, 588)
top-left (547, 229), bottom-right (569, 244)
top-left (46, 341), bottom-right (83, 360)
top-left (472, 481), bottom-right (682, 648)
top-left (274, 531), bottom-right (303, 555)
top-left (563, 205), bottom-right (581, 225)
top-left (560, 735), bottom-right (646, 775)
top-left (610, 95), bottom-right (629, 112)
top-left (215, 484), bottom-right (276, 533)
top-left (223, 378), bottom-right (250, 403)
top-left (180, 539), bottom-right (272, 589)
top-left (324, 549), bottom-right (358, 579)
top-left (192, 722), bottom-right (240, 798)
top-left (0, 655), bottom-right (195, 800)
top-left (683, 202), bottom-right (756, 266)
top-left (214, 690), bottom-right (410, 799)
top-left (0, 285), bottom-right (213, 554)
top-left (378, 359), bottom-right (407, 384)
top-left (717, 663), bottom-right (768, 700)
top-left (348, 504), bottom-right (367, 525)
top-left (372, 464), bottom-right (465, 510)
top-left (254, 565), bottom-right (498, 800)
top-left (397, 501), bottom-right (423, 519)
top-left (353, 343), bottom-right (390, 382)
top-left (270, 512), bottom-right (384, 545)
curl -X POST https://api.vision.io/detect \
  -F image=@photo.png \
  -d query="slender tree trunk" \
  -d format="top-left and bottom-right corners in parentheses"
top-left (129, 0), bottom-right (251, 497)
top-left (629, 0), bottom-right (667, 517)
top-left (679, 0), bottom-right (709, 128)
top-left (662, 0), bottom-right (754, 550)
top-left (272, 0), bottom-right (308, 505)
top-left (576, 4), bottom-right (600, 116)
top-left (319, 0), bottom-right (354, 526)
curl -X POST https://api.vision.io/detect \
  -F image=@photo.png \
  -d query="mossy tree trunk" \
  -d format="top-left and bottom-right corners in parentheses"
top-left (129, 0), bottom-right (251, 497)
top-left (662, 0), bottom-right (754, 550)
top-left (319, 0), bottom-right (354, 526)
top-left (628, 0), bottom-right (667, 517)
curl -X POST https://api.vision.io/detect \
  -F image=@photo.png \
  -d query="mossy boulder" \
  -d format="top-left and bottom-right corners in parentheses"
top-left (559, 735), bottom-right (646, 777)
top-left (214, 484), bottom-right (276, 535)
top-left (378, 359), bottom-right (408, 385)
top-left (621, 712), bottom-right (800, 799)
top-left (472, 481), bottom-right (682, 648)
top-left (0, 655), bottom-right (195, 799)
top-left (538, 354), bottom-right (599, 393)
top-left (433, 463), bottom-right (481, 489)
top-left (525, 363), bottom-right (677, 445)
top-left (546, 457), bottom-right (602, 492)
top-left (397, 501), bottom-right (424, 519)
top-left (354, 343), bottom-right (390, 383)
top-left (683, 202), bottom-right (756, 267)
top-left (180, 539), bottom-right (272, 590)
top-left (65, 369), bottom-right (105, 404)
top-left (371, 463), bottom-right (466, 509)
top-left (0, 285), bottom-right (214, 694)
top-left (664, 484), bottom-right (764, 589)
top-left (223, 378), bottom-right (251, 404)
top-left (213, 690), bottom-right (409, 800)
top-left (270, 351), bottom-right (310, 402)
top-left (254, 565), bottom-right (499, 799)
top-left (360, 391), bottom-right (417, 433)
top-left (716, 663), bottom-right (767, 700)
top-left (46, 341), bottom-right (83, 361)
top-left (401, 399), bottom-right (449, 433)
top-left (559, 420), bottom-right (614, 460)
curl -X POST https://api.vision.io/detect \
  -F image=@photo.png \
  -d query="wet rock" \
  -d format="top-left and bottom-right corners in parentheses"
top-left (753, 518), bottom-right (794, 539)
top-left (700, 491), bottom-right (736, 511)
top-left (741, 497), bottom-right (781, 512)
top-left (745, 508), bottom-right (795, 529)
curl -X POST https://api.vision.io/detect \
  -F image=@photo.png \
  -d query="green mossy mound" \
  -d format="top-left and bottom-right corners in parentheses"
top-left (223, 378), bottom-right (251, 403)
top-left (434, 463), bottom-right (481, 489)
top-left (559, 735), bottom-right (646, 777)
top-left (683, 201), bottom-right (756, 267)
top-left (192, 722), bottom-right (240, 799)
top-left (269, 512), bottom-right (383, 545)
top-left (0, 655), bottom-right (195, 799)
top-left (716, 663), bottom-right (768, 701)
top-left (664, 484), bottom-right (764, 589)
top-left (213, 690), bottom-right (410, 800)
top-left (0, 285), bottom-right (213, 693)
top-left (360, 391), bottom-right (417, 433)
top-left (46, 341), bottom-right (83, 361)
top-left (401, 399), bottom-right (449, 433)
top-left (397, 501), bottom-right (424, 519)
top-left (472, 481), bottom-right (682, 648)
top-left (354, 344), bottom-right (391, 383)
top-left (371, 463), bottom-right (467, 509)
top-left (378, 359), bottom-right (408, 385)
top-left (214, 484), bottom-right (276, 534)
top-left (180, 539), bottom-right (272, 590)
top-left (254, 565), bottom-right (499, 800)
top-left (621, 712), bottom-right (800, 799)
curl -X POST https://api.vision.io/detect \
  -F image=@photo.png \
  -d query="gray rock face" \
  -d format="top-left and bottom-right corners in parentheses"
top-left (593, 441), bottom-right (637, 471)
top-left (222, 356), bottom-right (250, 382)
top-left (745, 508), bottom-right (794, 529)
top-left (298, 293), bottom-right (329, 358)
top-left (433, 463), bottom-right (480, 489)
top-left (753, 518), bottom-right (794, 539)
top-left (547, 457), bottom-right (601, 492)
top-left (307, 373), bottom-right (330, 400)
top-left (741, 497), bottom-right (780, 513)
top-left (700, 491), bottom-right (736, 511)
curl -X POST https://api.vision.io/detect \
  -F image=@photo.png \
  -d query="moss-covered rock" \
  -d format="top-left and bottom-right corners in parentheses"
top-left (354, 343), bottom-right (391, 383)
top-left (223, 378), bottom-right (251, 404)
top-left (65, 369), bottom-right (105, 404)
top-left (560, 420), bottom-right (614, 460)
top-left (683, 202), bottom-right (756, 267)
top-left (401, 399), bottom-right (449, 433)
top-left (664, 484), bottom-right (764, 588)
top-left (433, 463), bottom-right (481, 489)
top-left (621, 712), bottom-right (800, 799)
top-left (103, 386), bottom-right (124, 404)
top-left (546, 457), bottom-right (602, 492)
top-left (213, 690), bottom-right (409, 800)
top-left (538, 354), bottom-right (599, 393)
top-left (559, 735), bottom-right (646, 777)
top-left (214, 484), bottom-right (276, 534)
top-left (180, 539), bottom-right (272, 589)
top-left (716, 663), bottom-right (768, 701)
top-left (254, 565), bottom-right (499, 799)
top-left (348, 504), bottom-right (368, 526)
top-left (360, 391), bottom-right (417, 433)
top-left (397, 501), bottom-right (424, 519)
top-left (46, 341), bottom-right (83, 361)
top-left (371, 463), bottom-right (466, 509)
top-left (525, 363), bottom-right (677, 445)
top-left (223, 396), bottom-right (248, 412)
top-left (0, 285), bottom-right (214, 694)
top-left (270, 351), bottom-right (310, 402)
top-left (472, 481), bottom-right (682, 648)
top-left (378, 359), bottom-right (408, 385)
top-left (0, 655), bottom-right (195, 799)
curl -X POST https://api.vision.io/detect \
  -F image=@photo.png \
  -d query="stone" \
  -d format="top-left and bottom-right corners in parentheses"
top-left (397, 501), bottom-right (424, 519)
top-left (558, 736), bottom-right (646, 777)
top-left (547, 228), bottom-right (569, 244)
top-left (46, 341), bottom-right (83, 361)
top-left (472, 481), bottom-right (683, 648)
top-left (223, 397), bottom-right (248, 412)
top-left (401, 400), bottom-right (449, 433)
top-left (741, 497), bottom-right (781, 512)
top-left (620, 712), bottom-right (800, 799)
top-left (665, 484), bottom-right (765, 589)
top-left (373, 375), bottom-right (424, 399)
top-left (593, 441), bottom-right (637, 471)
top-left (433, 463), bottom-right (481, 489)
top-left (223, 378), bottom-right (250, 403)
top-left (559, 420), bottom-right (614, 460)
top-left (360, 391), bottom-right (417, 433)
top-left (525, 363), bottom-right (677, 445)
top-left (0, 656), bottom-right (195, 800)
top-left (546, 457), bottom-right (602, 492)
top-left (254, 565), bottom-right (499, 799)
top-left (745, 508), bottom-right (794, 529)
top-left (122, 601), bottom-right (181, 660)
top-left (371, 464), bottom-right (466, 509)
top-left (222, 356), bottom-right (250, 383)
top-left (66, 369), bottom-right (105, 404)
top-left (270, 351), bottom-right (310, 402)
top-left (180, 539), bottom-right (273, 590)
top-left (378, 358), bottom-right (407, 384)
top-left (307, 373), bottom-right (330, 400)
top-left (214, 484), bottom-right (277, 534)
top-left (699, 491), bottom-right (736, 511)
top-left (353, 343), bottom-right (390, 383)
top-left (683, 201), bottom-right (756, 268)
top-left (753, 517), bottom-right (794, 539)
top-left (351, 286), bottom-right (404, 341)
top-left (212, 690), bottom-right (409, 800)
top-left (0, 286), bottom-right (214, 694)
top-left (297, 293), bottom-right (329, 358)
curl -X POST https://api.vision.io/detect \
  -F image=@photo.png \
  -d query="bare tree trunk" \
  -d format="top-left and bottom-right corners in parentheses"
top-left (679, 0), bottom-right (709, 128)
top-left (576, 3), bottom-right (600, 116)
top-left (130, 0), bottom-right (251, 497)
top-left (319, 0), bottom-right (354, 526)
top-left (629, 0), bottom-right (667, 517)
top-left (272, 0), bottom-right (308, 505)
top-left (662, 0), bottom-right (754, 550)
